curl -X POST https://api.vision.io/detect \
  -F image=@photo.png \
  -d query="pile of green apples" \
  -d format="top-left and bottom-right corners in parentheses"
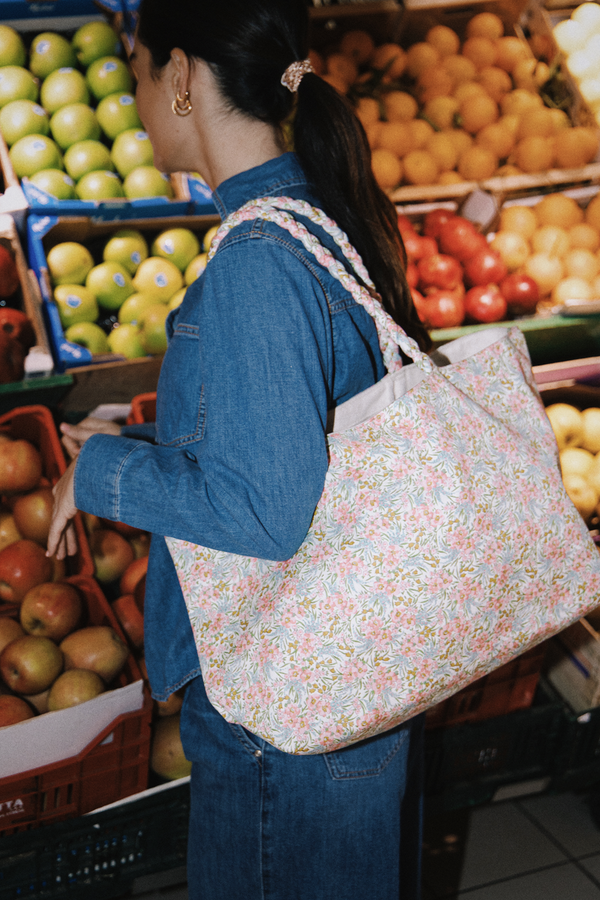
top-left (0, 20), bottom-right (172, 201)
top-left (47, 224), bottom-right (215, 358)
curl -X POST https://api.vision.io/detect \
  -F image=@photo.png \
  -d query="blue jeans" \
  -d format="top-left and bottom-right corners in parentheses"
top-left (180, 674), bottom-right (424, 900)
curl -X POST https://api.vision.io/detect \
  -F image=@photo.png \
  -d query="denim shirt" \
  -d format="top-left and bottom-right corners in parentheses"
top-left (74, 153), bottom-right (387, 700)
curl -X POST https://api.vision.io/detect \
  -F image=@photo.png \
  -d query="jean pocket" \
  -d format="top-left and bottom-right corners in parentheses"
top-left (324, 725), bottom-right (410, 780)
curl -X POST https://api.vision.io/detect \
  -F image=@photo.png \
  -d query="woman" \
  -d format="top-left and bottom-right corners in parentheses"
top-left (48, 1), bottom-right (430, 897)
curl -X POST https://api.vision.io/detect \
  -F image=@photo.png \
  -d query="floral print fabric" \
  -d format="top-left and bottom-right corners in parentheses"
top-left (166, 198), bottom-right (600, 754)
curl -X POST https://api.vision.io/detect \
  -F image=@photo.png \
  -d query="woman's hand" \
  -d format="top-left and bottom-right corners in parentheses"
top-left (60, 416), bottom-right (122, 460)
top-left (47, 460), bottom-right (79, 560)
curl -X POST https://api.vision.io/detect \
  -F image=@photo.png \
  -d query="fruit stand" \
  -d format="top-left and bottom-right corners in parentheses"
top-left (2, 0), bottom-right (600, 896)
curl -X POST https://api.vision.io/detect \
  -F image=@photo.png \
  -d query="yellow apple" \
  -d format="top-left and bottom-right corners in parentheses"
top-left (581, 407), bottom-right (600, 453)
top-left (560, 446), bottom-right (595, 478)
top-left (563, 473), bottom-right (598, 520)
top-left (545, 403), bottom-right (583, 450)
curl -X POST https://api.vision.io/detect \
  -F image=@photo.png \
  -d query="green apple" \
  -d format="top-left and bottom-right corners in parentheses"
top-left (29, 168), bottom-right (76, 199)
top-left (0, 100), bottom-right (49, 146)
top-left (103, 229), bottom-right (148, 274)
top-left (152, 228), bottom-right (200, 273)
top-left (9, 134), bottom-right (62, 178)
top-left (72, 21), bottom-right (119, 69)
top-left (168, 287), bottom-right (187, 310)
top-left (133, 256), bottom-right (183, 302)
top-left (185, 253), bottom-right (208, 285)
top-left (123, 166), bottom-right (174, 200)
top-left (65, 321), bottom-right (109, 354)
top-left (96, 92), bottom-right (141, 141)
top-left (0, 67), bottom-right (38, 108)
top-left (29, 33), bottom-right (76, 80)
top-left (107, 323), bottom-right (146, 358)
top-left (54, 283), bottom-right (98, 327)
top-left (0, 26), bottom-right (26, 68)
top-left (118, 291), bottom-right (158, 325)
top-left (110, 129), bottom-right (153, 178)
top-left (202, 226), bottom-right (219, 253)
top-left (47, 242), bottom-right (94, 285)
top-left (139, 303), bottom-right (169, 354)
top-left (40, 68), bottom-right (89, 114)
top-left (50, 103), bottom-right (99, 150)
top-left (64, 139), bottom-right (113, 180)
top-left (86, 261), bottom-right (134, 309)
top-left (76, 170), bottom-right (125, 200)
top-left (86, 57), bottom-right (132, 102)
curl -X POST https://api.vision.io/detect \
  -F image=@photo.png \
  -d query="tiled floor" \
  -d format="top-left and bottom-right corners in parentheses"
top-left (126, 789), bottom-right (600, 899)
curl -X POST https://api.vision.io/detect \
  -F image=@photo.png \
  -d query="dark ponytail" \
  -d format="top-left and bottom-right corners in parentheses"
top-left (137, 0), bottom-right (430, 352)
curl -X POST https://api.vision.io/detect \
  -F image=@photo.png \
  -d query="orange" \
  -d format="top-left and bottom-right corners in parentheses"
top-left (417, 66), bottom-right (454, 102)
top-left (494, 37), bottom-right (530, 73)
top-left (402, 149), bottom-right (440, 185)
top-left (365, 121), bottom-right (383, 150)
top-left (517, 107), bottom-right (557, 141)
top-left (383, 91), bottom-right (417, 123)
top-left (513, 58), bottom-right (551, 91)
top-left (564, 248), bottom-right (600, 281)
top-left (355, 96), bottom-right (380, 128)
top-left (568, 223), bottom-right (600, 253)
top-left (477, 66), bottom-right (512, 102)
top-left (326, 53), bottom-right (358, 89)
top-left (444, 54), bottom-right (477, 85)
top-left (378, 121), bottom-right (415, 158)
top-left (552, 277), bottom-right (594, 304)
top-left (547, 108), bottom-right (571, 132)
top-left (444, 128), bottom-right (473, 156)
top-left (553, 127), bottom-right (600, 169)
top-left (371, 149), bottom-right (403, 189)
top-left (459, 93), bottom-right (499, 134)
top-left (457, 145), bottom-right (498, 180)
top-left (524, 253), bottom-right (564, 296)
top-left (425, 132), bottom-right (459, 171)
top-left (371, 43), bottom-right (407, 79)
top-left (499, 204), bottom-right (537, 240)
top-left (586, 195), bottom-right (600, 231)
top-left (423, 96), bottom-right (460, 130)
top-left (514, 136), bottom-right (554, 173)
top-left (438, 170), bottom-right (464, 185)
top-left (461, 37), bottom-right (497, 70)
top-left (466, 12), bottom-right (505, 41)
top-left (495, 163), bottom-right (523, 177)
top-left (407, 118), bottom-right (435, 149)
top-left (536, 193), bottom-right (584, 229)
top-left (426, 24), bottom-right (460, 57)
top-left (405, 42), bottom-right (440, 79)
top-left (531, 225), bottom-right (571, 258)
top-left (340, 30), bottom-right (375, 65)
top-left (500, 89), bottom-right (543, 117)
top-left (453, 81), bottom-right (488, 105)
top-left (489, 230), bottom-right (530, 270)
top-left (476, 122), bottom-right (515, 159)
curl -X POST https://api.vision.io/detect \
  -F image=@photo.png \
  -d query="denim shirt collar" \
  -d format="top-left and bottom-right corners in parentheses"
top-left (212, 152), bottom-right (307, 218)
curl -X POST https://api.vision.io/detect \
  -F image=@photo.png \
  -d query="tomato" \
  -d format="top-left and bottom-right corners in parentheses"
top-left (423, 208), bottom-right (455, 240)
top-left (406, 262), bottom-right (419, 289)
top-left (498, 273), bottom-right (540, 316)
top-left (438, 216), bottom-right (488, 262)
top-left (397, 215), bottom-right (415, 235)
top-left (410, 287), bottom-right (428, 324)
top-left (417, 253), bottom-right (463, 291)
top-left (422, 289), bottom-right (465, 329)
top-left (463, 247), bottom-right (508, 287)
top-left (464, 284), bottom-right (508, 324)
top-left (419, 236), bottom-right (438, 257)
top-left (403, 231), bottom-right (437, 262)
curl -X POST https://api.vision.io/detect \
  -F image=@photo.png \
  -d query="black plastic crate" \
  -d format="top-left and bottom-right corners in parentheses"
top-left (0, 780), bottom-right (189, 900)
top-left (542, 678), bottom-right (600, 792)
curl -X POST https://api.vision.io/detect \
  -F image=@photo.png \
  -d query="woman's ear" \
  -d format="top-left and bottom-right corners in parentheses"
top-left (170, 48), bottom-right (191, 103)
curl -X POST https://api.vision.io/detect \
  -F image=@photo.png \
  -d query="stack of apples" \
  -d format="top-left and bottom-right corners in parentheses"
top-left (401, 208), bottom-right (540, 328)
top-left (312, 11), bottom-right (599, 191)
top-left (47, 224), bottom-right (215, 358)
top-left (0, 21), bottom-right (171, 201)
top-left (490, 191), bottom-right (600, 306)
top-left (546, 402), bottom-right (600, 525)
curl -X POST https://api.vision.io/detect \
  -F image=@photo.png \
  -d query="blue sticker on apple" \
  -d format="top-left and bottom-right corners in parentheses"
top-left (131, 252), bottom-right (141, 264)
top-left (32, 140), bottom-right (46, 151)
top-left (155, 274), bottom-right (168, 287)
top-left (37, 41), bottom-right (50, 54)
top-left (114, 274), bottom-right (126, 287)
top-left (135, 132), bottom-right (148, 141)
top-left (67, 295), bottom-right (82, 308)
top-left (119, 95), bottom-right (135, 106)
top-left (58, 68), bottom-right (75, 74)
top-left (33, 106), bottom-right (45, 116)
top-left (103, 62), bottom-right (118, 73)
top-left (163, 240), bottom-right (175, 254)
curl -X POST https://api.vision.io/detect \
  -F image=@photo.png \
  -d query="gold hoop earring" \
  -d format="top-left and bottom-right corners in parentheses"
top-left (172, 90), bottom-right (192, 116)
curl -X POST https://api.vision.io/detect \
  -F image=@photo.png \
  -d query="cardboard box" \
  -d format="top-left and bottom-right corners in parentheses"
top-left (545, 618), bottom-right (600, 712)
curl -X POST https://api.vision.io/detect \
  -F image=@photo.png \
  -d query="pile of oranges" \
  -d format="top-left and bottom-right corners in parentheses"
top-left (310, 11), bottom-right (600, 191)
top-left (491, 191), bottom-right (600, 304)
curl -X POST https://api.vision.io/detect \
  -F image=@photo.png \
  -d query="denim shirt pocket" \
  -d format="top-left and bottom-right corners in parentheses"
top-left (155, 320), bottom-right (206, 447)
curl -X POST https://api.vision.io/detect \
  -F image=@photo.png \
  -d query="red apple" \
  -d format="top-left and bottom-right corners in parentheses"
top-left (111, 593), bottom-right (144, 649)
top-left (119, 555), bottom-right (148, 596)
top-left (422, 289), bottom-right (465, 328)
top-left (47, 668), bottom-right (105, 710)
top-left (499, 273), bottom-right (540, 316)
top-left (0, 332), bottom-right (26, 384)
top-left (0, 507), bottom-right (22, 552)
top-left (0, 539), bottom-right (54, 603)
top-left (0, 694), bottom-right (35, 726)
top-left (423, 208), bottom-right (455, 239)
top-left (0, 439), bottom-right (42, 494)
top-left (417, 253), bottom-right (463, 291)
top-left (0, 243), bottom-right (20, 298)
top-left (22, 687), bottom-right (50, 713)
top-left (100, 518), bottom-right (144, 539)
top-left (134, 572), bottom-right (146, 613)
top-left (0, 309), bottom-right (35, 350)
top-left (155, 686), bottom-right (186, 717)
top-left (0, 615), bottom-right (24, 653)
top-left (0, 634), bottom-right (63, 694)
top-left (90, 528), bottom-right (135, 584)
top-left (406, 262), bottom-right (419, 289)
top-left (60, 625), bottom-right (129, 683)
top-left (12, 486), bottom-right (54, 546)
top-left (464, 283), bottom-right (508, 323)
top-left (438, 217), bottom-right (488, 262)
top-left (130, 532), bottom-right (150, 559)
top-left (20, 581), bottom-right (82, 642)
top-left (463, 247), bottom-right (508, 287)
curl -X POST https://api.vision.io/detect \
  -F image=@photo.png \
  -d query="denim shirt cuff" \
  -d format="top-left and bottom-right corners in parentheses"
top-left (74, 433), bottom-right (140, 521)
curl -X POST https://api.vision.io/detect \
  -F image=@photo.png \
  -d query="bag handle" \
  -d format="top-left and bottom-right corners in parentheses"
top-left (208, 196), bottom-right (434, 375)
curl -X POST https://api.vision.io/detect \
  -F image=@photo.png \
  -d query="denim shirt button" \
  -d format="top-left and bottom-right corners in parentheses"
top-left (254, 749), bottom-right (262, 759)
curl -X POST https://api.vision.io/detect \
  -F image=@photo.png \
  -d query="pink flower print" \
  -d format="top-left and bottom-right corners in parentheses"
top-left (299, 632), bottom-right (319, 656)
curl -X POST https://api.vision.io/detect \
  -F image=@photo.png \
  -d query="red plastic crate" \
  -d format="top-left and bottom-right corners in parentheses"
top-left (0, 575), bottom-right (152, 836)
top-left (425, 645), bottom-right (547, 730)
top-left (127, 392), bottom-right (157, 425)
top-left (0, 404), bottom-right (93, 580)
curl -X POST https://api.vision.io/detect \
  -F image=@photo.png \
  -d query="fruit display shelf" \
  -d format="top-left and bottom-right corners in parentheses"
top-left (26, 211), bottom-right (220, 413)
